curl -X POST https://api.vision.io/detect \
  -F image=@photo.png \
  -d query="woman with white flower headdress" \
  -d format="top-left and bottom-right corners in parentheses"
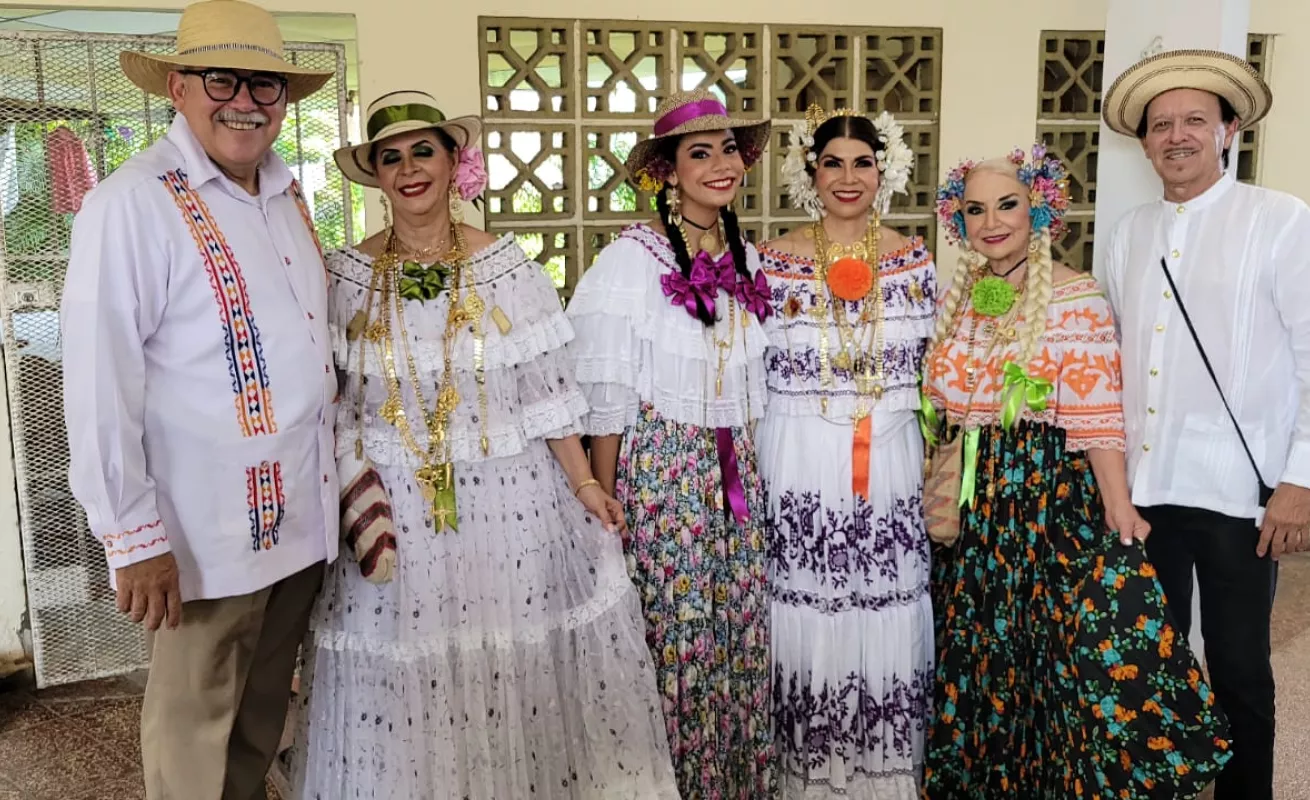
top-left (756, 105), bottom-right (935, 799)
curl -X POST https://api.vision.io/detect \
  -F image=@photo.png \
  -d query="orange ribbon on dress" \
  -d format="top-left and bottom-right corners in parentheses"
top-left (852, 415), bottom-right (873, 500)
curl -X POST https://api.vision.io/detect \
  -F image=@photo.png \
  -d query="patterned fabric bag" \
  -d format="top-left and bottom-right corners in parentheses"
top-left (923, 429), bottom-right (964, 546)
top-left (338, 446), bottom-right (397, 583)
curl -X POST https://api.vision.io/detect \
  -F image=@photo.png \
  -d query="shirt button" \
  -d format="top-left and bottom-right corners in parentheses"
top-left (1155, 324), bottom-right (1165, 332)
top-left (323, 474), bottom-right (329, 483)
top-left (1148, 407), bottom-right (1157, 414)
top-left (1150, 367), bottom-right (1160, 376)
top-left (285, 257), bottom-right (292, 265)
top-left (1143, 444), bottom-right (1151, 452)
top-left (1164, 290), bottom-right (1173, 299)
top-left (1176, 205), bottom-right (1185, 214)
top-left (307, 312), bottom-right (315, 320)
top-left (1171, 249), bottom-right (1180, 258)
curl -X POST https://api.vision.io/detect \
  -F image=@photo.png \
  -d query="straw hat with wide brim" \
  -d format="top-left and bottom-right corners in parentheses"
top-left (1102, 48), bottom-right (1272, 137)
top-left (119, 0), bottom-right (333, 104)
top-left (332, 91), bottom-right (483, 188)
top-left (624, 89), bottom-right (771, 186)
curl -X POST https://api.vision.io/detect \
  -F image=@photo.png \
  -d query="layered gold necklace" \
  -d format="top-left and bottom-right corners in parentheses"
top-left (349, 223), bottom-right (490, 533)
top-left (809, 221), bottom-right (887, 421)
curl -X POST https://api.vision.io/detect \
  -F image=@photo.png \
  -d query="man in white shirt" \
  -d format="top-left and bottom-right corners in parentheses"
top-left (1097, 49), bottom-right (1310, 800)
top-left (60, 2), bottom-right (338, 797)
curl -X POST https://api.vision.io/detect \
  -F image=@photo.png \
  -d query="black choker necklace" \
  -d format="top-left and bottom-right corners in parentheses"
top-left (991, 257), bottom-right (1027, 279)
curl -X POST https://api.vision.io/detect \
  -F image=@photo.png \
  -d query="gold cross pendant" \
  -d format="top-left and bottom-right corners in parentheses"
top-left (415, 462), bottom-right (458, 533)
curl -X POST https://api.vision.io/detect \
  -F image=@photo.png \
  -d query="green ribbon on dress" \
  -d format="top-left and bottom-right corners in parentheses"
top-left (959, 428), bottom-right (981, 508)
top-left (917, 379), bottom-right (941, 447)
top-left (398, 260), bottom-right (450, 302)
top-left (999, 361), bottom-right (1054, 430)
top-left (918, 377), bottom-right (980, 509)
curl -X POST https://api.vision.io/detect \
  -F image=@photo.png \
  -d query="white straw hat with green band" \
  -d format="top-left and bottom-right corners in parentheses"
top-left (334, 91), bottom-right (483, 187)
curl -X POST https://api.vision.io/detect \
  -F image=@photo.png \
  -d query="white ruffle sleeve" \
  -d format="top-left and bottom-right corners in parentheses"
top-left (567, 224), bottom-right (769, 435)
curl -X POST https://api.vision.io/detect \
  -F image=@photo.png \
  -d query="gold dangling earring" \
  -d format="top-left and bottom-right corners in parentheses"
top-left (380, 194), bottom-right (392, 229)
top-left (448, 184), bottom-right (464, 225)
top-left (668, 184), bottom-right (683, 228)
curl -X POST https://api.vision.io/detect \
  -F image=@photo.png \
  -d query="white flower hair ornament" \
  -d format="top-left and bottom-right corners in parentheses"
top-left (781, 104), bottom-right (914, 221)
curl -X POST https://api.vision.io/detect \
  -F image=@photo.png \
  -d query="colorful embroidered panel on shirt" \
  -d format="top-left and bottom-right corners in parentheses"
top-left (924, 275), bottom-right (1125, 450)
top-left (160, 169), bottom-right (277, 438)
top-left (101, 519), bottom-right (167, 560)
top-left (246, 460), bottom-right (286, 551)
top-left (760, 239), bottom-right (937, 401)
top-left (288, 179), bottom-right (324, 264)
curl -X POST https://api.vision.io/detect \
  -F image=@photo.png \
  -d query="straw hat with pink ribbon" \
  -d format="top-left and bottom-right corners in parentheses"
top-left (624, 90), bottom-right (772, 191)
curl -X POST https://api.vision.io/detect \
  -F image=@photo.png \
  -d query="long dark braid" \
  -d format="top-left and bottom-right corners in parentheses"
top-left (656, 184), bottom-right (715, 326)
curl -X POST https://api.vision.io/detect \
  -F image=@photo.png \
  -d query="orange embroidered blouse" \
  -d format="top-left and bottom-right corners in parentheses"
top-left (924, 274), bottom-right (1125, 452)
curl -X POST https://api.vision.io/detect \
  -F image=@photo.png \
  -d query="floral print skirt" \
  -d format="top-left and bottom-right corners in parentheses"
top-left (923, 421), bottom-right (1232, 799)
top-left (617, 403), bottom-right (777, 800)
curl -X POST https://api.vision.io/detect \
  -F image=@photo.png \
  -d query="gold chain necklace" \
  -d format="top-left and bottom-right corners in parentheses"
top-left (359, 224), bottom-right (490, 533)
top-left (810, 221), bottom-right (886, 420)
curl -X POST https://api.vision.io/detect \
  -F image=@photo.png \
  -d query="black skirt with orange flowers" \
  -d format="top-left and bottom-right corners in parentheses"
top-left (922, 420), bottom-right (1232, 799)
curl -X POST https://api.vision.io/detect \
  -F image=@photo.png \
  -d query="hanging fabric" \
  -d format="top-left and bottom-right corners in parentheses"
top-left (0, 124), bottom-right (18, 216)
top-left (46, 125), bottom-right (98, 214)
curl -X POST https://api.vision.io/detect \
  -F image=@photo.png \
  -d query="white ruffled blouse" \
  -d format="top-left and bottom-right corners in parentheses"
top-left (567, 223), bottom-right (771, 435)
top-left (330, 236), bottom-right (589, 468)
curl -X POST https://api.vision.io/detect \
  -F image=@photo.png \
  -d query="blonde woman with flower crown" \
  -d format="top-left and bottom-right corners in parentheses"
top-left (918, 145), bottom-right (1231, 799)
top-left (287, 91), bottom-right (677, 800)
top-left (756, 106), bottom-right (934, 799)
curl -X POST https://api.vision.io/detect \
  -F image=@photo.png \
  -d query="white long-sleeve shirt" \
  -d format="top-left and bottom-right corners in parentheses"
top-left (61, 114), bottom-right (338, 601)
top-left (1096, 172), bottom-right (1310, 521)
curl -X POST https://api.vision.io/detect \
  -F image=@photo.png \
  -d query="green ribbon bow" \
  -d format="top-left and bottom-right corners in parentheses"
top-left (999, 361), bottom-right (1054, 430)
top-left (397, 260), bottom-right (450, 303)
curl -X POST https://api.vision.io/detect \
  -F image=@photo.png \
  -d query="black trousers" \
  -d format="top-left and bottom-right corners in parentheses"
top-left (1139, 505), bottom-right (1278, 800)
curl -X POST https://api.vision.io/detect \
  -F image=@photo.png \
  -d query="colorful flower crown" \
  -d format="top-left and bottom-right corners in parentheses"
top-left (935, 142), bottom-right (1071, 246)
top-left (780, 104), bottom-right (913, 220)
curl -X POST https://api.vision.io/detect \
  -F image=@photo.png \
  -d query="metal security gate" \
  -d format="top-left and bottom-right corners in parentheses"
top-left (0, 29), bottom-right (353, 687)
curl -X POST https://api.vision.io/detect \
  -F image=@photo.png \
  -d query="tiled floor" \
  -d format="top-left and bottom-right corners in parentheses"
top-left (2, 553), bottom-right (1309, 799)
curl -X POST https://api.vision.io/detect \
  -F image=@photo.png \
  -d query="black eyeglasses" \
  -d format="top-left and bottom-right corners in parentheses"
top-left (180, 69), bottom-right (287, 106)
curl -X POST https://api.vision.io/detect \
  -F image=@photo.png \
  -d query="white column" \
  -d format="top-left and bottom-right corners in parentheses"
top-left (1094, 0), bottom-right (1251, 662)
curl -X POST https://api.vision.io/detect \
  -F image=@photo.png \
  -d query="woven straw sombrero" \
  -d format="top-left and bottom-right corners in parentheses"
top-left (333, 91), bottom-right (483, 188)
top-left (120, 0), bottom-right (332, 104)
top-left (1102, 48), bottom-right (1271, 137)
top-left (624, 89), bottom-right (771, 186)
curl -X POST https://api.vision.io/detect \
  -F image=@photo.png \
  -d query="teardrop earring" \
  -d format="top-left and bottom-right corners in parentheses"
top-left (448, 183), bottom-right (464, 225)
top-left (668, 185), bottom-right (683, 228)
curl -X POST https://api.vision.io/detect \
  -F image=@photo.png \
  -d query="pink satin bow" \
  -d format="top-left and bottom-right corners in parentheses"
top-left (735, 269), bottom-right (774, 322)
top-left (660, 261), bottom-right (718, 319)
top-left (661, 251), bottom-right (737, 320)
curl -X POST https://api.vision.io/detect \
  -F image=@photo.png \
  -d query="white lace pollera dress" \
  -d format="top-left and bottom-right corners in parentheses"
top-left (288, 237), bottom-right (678, 800)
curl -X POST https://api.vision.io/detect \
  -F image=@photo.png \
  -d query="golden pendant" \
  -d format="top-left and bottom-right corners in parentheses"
top-left (490, 305), bottom-right (513, 335)
top-left (909, 282), bottom-right (924, 303)
top-left (872, 381), bottom-right (885, 400)
top-left (379, 393), bottom-right (405, 425)
top-left (416, 462), bottom-right (458, 533)
top-left (346, 310), bottom-right (368, 341)
top-left (833, 351), bottom-right (852, 371)
top-left (698, 231), bottom-right (717, 255)
top-left (464, 293), bottom-right (485, 318)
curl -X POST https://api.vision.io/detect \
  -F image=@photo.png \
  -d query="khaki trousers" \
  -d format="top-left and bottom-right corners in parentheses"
top-left (141, 561), bottom-right (324, 800)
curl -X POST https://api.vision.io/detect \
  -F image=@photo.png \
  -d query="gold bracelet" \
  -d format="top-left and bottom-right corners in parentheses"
top-left (573, 478), bottom-right (601, 497)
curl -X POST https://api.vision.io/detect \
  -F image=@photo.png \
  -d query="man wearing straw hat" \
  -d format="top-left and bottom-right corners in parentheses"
top-left (1097, 48), bottom-right (1310, 800)
top-left (60, 1), bottom-right (338, 797)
